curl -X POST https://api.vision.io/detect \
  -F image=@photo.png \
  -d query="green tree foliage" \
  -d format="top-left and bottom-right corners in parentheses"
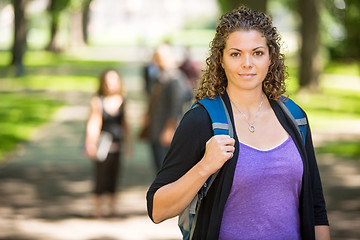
top-left (218, 0), bottom-right (267, 13)
top-left (48, 0), bottom-right (71, 16)
top-left (343, 1), bottom-right (360, 61)
top-left (326, 0), bottom-right (360, 64)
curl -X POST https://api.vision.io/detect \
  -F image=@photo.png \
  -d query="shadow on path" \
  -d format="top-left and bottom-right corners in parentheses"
top-left (0, 89), bottom-right (359, 239)
top-left (316, 154), bottom-right (360, 240)
top-left (0, 91), bottom-right (181, 240)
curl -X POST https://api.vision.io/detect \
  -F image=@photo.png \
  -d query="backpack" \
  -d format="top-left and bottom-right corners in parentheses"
top-left (178, 95), bottom-right (307, 240)
top-left (278, 96), bottom-right (307, 145)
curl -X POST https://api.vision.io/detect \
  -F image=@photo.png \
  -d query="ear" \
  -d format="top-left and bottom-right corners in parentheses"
top-left (220, 56), bottom-right (224, 68)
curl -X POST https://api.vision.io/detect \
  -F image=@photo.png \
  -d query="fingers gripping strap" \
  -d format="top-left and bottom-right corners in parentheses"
top-left (182, 95), bottom-right (233, 240)
top-left (195, 95), bottom-right (234, 198)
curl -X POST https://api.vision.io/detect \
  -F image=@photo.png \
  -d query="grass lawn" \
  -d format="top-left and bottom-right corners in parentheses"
top-left (0, 92), bottom-right (63, 160)
top-left (294, 89), bottom-right (360, 160)
top-left (316, 141), bottom-right (360, 159)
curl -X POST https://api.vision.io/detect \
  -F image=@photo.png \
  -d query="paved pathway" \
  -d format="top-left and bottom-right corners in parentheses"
top-left (1, 86), bottom-right (360, 239)
top-left (0, 91), bottom-right (182, 240)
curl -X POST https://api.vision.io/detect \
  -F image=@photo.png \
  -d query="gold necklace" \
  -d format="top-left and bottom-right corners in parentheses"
top-left (230, 94), bottom-right (264, 133)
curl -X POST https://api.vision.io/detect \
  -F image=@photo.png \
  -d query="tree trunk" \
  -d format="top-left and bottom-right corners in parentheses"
top-left (70, 11), bottom-right (85, 50)
top-left (82, 0), bottom-right (92, 44)
top-left (218, 0), bottom-right (267, 13)
top-left (11, 0), bottom-right (28, 75)
top-left (46, 12), bottom-right (61, 52)
top-left (299, 0), bottom-right (321, 90)
top-left (46, 0), bottom-right (72, 52)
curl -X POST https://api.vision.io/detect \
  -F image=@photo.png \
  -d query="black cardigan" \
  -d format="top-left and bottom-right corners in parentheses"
top-left (147, 93), bottom-right (329, 240)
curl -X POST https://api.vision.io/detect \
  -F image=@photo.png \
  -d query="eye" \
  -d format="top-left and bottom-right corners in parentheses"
top-left (230, 52), bottom-right (240, 57)
top-left (254, 51), bottom-right (264, 56)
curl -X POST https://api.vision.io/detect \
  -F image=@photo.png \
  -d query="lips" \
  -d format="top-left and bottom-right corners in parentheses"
top-left (239, 73), bottom-right (256, 78)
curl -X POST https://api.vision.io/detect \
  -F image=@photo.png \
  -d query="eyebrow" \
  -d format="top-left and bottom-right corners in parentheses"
top-left (229, 46), bottom-right (265, 51)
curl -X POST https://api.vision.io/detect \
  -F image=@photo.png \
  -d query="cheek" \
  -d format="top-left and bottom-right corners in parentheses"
top-left (222, 58), bottom-right (236, 72)
top-left (267, 54), bottom-right (272, 67)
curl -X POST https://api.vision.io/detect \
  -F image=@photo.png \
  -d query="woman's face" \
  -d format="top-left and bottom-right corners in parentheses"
top-left (104, 71), bottom-right (121, 95)
top-left (221, 30), bottom-right (271, 92)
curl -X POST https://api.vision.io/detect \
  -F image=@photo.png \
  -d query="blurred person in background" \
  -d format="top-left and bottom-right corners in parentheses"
top-left (147, 6), bottom-right (329, 240)
top-left (143, 50), bottom-right (161, 98)
top-left (139, 44), bottom-right (189, 172)
top-left (85, 69), bottom-right (132, 218)
top-left (179, 46), bottom-right (201, 96)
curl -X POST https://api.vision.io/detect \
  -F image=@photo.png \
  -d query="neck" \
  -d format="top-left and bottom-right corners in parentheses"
top-left (226, 88), bottom-right (264, 112)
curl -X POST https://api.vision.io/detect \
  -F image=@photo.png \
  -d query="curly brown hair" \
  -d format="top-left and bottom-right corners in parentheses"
top-left (194, 6), bottom-right (287, 101)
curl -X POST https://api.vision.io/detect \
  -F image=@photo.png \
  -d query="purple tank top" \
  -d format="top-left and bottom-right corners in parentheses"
top-left (219, 136), bottom-right (303, 240)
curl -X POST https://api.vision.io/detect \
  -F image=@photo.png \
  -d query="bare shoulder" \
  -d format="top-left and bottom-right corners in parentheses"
top-left (90, 95), bottom-right (102, 112)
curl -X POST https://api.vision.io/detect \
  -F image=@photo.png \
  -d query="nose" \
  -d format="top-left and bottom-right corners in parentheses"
top-left (241, 54), bottom-right (253, 68)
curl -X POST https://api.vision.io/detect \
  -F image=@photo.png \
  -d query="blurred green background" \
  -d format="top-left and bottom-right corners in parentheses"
top-left (0, 0), bottom-right (359, 161)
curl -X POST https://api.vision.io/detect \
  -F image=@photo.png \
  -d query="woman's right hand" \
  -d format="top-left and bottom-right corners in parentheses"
top-left (84, 143), bottom-right (97, 160)
top-left (151, 134), bottom-right (235, 223)
top-left (200, 135), bottom-right (235, 175)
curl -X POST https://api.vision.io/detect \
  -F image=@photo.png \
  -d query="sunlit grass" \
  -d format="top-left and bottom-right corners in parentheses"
top-left (316, 141), bottom-right (360, 159)
top-left (0, 92), bottom-right (63, 160)
top-left (24, 50), bottom-right (122, 67)
top-left (0, 51), bottom-right (120, 93)
top-left (294, 89), bottom-right (360, 117)
top-left (9, 75), bottom-right (98, 92)
top-left (292, 89), bottom-right (360, 131)
top-left (0, 51), bottom-right (122, 68)
top-left (0, 51), bottom-right (11, 66)
top-left (324, 61), bottom-right (360, 76)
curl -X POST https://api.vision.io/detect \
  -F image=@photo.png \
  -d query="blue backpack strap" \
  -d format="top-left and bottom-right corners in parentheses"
top-left (277, 96), bottom-right (307, 145)
top-left (180, 95), bottom-right (233, 240)
top-left (191, 95), bottom-right (233, 200)
top-left (192, 95), bottom-right (234, 137)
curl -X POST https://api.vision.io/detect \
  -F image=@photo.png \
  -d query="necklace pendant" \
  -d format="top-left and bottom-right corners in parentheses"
top-left (248, 125), bottom-right (255, 133)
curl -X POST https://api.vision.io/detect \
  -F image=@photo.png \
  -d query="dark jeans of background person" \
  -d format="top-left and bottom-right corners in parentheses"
top-left (151, 141), bottom-right (169, 172)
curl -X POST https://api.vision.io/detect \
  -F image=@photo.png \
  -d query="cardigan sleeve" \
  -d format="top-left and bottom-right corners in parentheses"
top-left (146, 106), bottom-right (213, 222)
top-left (303, 112), bottom-right (329, 226)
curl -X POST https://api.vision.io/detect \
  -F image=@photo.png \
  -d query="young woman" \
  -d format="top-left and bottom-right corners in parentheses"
top-left (85, 69), bottom-right (132, 218)
top-left (146, 6), bottom-right (329, 240)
